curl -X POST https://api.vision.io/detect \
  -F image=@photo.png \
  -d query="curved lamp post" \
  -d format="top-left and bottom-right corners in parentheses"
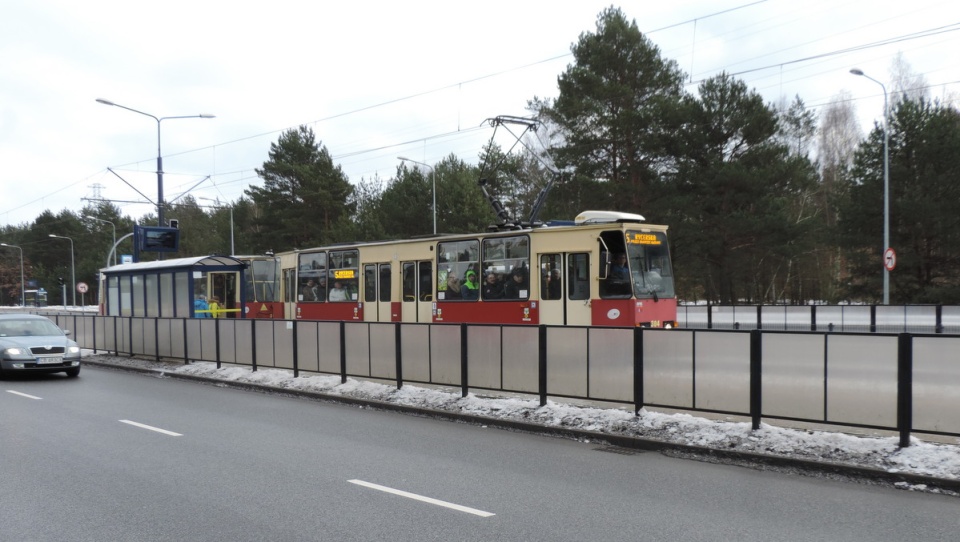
top-left (850, 68), bottom-right (890, 305)
top-left (398, 156), bottom-right (437, 235)
top-left (83, 215), bottom-right (117, 266)
top-left (48, 234), bottom-right (75, 307)
top-left (96, 98), bottom-right (215, 227)
top-left (0, 243), bottom-right (24, 306)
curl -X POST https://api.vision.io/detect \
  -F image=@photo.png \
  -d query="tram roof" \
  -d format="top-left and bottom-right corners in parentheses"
top-left (100, 255), bottom-right (248, 274)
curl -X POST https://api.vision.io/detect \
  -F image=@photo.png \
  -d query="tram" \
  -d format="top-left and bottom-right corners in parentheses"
top-left (281, 210), bottom-right (677, 327)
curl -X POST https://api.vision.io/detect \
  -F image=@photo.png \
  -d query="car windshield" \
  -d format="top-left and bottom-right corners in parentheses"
top-left (0, 319), bottom-right (64, 337)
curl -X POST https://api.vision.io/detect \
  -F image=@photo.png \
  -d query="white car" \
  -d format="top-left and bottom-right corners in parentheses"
top-left (0, 314), bottom-right (82, 377)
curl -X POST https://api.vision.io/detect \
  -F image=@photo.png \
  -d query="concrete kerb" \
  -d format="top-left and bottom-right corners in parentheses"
top-left (82, 357), bottom-right (960, 495)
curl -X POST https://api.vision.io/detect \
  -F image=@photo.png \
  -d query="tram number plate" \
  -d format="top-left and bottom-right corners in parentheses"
top-left (36, 357), bottom-right (63, 365)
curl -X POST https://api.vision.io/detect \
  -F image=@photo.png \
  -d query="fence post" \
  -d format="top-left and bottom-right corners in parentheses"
top-left (395, 322), bottom-right (403, 390)
top-left (750, 329), bottom-right (762, 431)
top-left (897, 333), bottom-right (913, 448)
top-left (182, 317), bottom-right (189, 364)
top-left (707, 303), bottom-right (713, 329)
top-left (154, 318), bottom-right (160, 362)
top-left (460, 323), bottom-right (469, 398)
top-left (936, 304), bottom-right (944, 334)
top-left (756, 305), bottom-right (762, 330)
top-left (633, 326), bottom-right (644, 415)
top-left (292, 320), bottom-right (299, 378)
top-left (250, 318), bottom-right (257, 372)
top-left (811, 305), bottom-right (817, 332)
top-left (215, 318), bottom-right (222, 369)
top-left (870, 305), bottom-right (877, 333)
top-left (339, 321), bottom-right (347, 384)
top-left (538, 325), bottom-right (548, 407)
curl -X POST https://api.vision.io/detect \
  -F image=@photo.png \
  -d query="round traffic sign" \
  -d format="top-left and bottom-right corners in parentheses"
top-left (77, 282), bottom-right (89, 293)
top-left (883, 248), bottom-right (897, 271)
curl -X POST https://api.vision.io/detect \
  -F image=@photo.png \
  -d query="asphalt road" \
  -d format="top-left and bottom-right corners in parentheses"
top-left (1, 366), bottom-right (956, 542)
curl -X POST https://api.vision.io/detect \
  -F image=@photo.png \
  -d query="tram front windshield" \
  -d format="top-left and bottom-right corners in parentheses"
top-left (246, 260), bottom-right (279, 302)
top-left (625, 231), bottom-right (675, 298)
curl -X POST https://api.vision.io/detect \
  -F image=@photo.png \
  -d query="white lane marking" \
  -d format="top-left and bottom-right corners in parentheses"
top-left (348, 479), bottom-right (495, 517)
top-left (119, 419), bottom-right (183, 437)
top-left (6, 390), bottom-right (42, 400)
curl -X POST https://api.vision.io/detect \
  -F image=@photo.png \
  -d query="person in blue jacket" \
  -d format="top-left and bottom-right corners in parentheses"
top-left (194, 295), bottom-right (210, 318)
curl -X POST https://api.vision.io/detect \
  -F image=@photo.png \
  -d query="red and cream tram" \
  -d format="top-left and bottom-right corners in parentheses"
top-left (281, 211), bottom-right (676, 327)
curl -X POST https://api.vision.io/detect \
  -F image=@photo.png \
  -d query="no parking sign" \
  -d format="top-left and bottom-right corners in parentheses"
top-left (883, 248), bottom-right (897, 271)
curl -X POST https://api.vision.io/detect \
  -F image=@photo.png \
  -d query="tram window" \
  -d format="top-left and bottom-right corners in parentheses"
top-left (568, 253), bottom-right (590, 300)
top-left (402, 263), bottom-right (416, 301)
top-left (437, 240), bottom-right (479, 301)
top-left (364, 264), bottom-right (377, 303)
top-left (283, 268), bottom-right (296, 303)
top-left (328, 249), bottom-right (359, 302)
top-left (379, 264), bottom-right (391, 302)
top-left (540, 254), bottom-right (562, 300)
top-left (298, 252), bottom-right (327, 302)
top-left (247, 260), bottom-right (279, 303)
top-left (418, 261), bottom-right (432, 301)
top-left (625, 230), bottom-right (675, 298)
top-left (481, 236), bottom-right (529, 301)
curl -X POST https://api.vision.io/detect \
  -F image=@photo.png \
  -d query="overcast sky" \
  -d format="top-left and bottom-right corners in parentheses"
top-left (2, 0), bottom-right (958, 227)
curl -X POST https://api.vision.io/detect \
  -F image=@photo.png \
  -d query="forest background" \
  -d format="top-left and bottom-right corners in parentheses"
top-left (2, 7), bottom-right (958, 307)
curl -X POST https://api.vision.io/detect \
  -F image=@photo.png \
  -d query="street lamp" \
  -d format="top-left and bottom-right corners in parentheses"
top-left (48, 234), bottom-right (76, 307)
top-left (0, 243), bottom-right (24, 306)
top-left (83, 215), bottom-right (117, 266)
top-left (850, 68), bottom-right (890, 305)
top-left (96, 98), bottom-right (215, 227)
top-left (198, 197), bottom-right (235, 255)
top-left (397, 156), bottom-right (437, 235)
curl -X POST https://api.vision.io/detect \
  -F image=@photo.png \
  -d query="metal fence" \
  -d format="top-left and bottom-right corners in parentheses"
top-left (51, 313), bottom-right (960, 447)
top-left (678, 304), bottom-right (960, 334)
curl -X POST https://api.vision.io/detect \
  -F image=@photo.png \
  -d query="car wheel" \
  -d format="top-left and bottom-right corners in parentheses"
top-left (65, 367), bottom-right (80, 377)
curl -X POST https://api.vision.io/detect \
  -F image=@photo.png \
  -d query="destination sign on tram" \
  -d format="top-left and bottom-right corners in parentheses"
top-left (626, 232), bottom-right (662, 245)
top-left (333, 269), bottom-right (356, 279)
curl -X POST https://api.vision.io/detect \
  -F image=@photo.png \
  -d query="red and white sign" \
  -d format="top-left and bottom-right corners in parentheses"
top-left (883, 248), bottom-right (897, 271)
top-left (77, 282), bottom-right (89, 293)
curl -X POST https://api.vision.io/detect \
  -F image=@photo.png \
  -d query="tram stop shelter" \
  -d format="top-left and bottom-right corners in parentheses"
top-left (99, 255), bottom-right (249, 318)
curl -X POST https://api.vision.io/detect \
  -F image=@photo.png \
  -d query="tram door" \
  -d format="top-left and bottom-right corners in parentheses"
top-left (363, 263), bottom-right (392, 322)
top-left (208, 271), bottom-right (239, 318)
top-left (401, 261), bottom-right (433, 323)
top-left (538, 252), bottom-right (591, 326)
top-left (282, 267), bottom-right (296, 319)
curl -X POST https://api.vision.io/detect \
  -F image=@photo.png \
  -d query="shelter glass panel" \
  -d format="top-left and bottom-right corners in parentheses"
top-left (145, 273), bottom-right (159, 317)
top-left (175, 272), bottom-right (190, 318)
top-left (120, 276), bottom-right (131, 317)
top-left (160, 273), bottom-right (174, 318)
top-left (108, 276), bottom-right (120, 315)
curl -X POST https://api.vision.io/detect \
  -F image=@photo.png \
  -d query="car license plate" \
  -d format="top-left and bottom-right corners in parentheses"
top-left (36, 357), bottom-right (63, 365)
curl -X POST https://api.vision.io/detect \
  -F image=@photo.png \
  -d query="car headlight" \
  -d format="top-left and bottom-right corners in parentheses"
top-left (4, 347), bottom-right (25, 356)
top-left (68, 346), bottom-right (81, 354)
